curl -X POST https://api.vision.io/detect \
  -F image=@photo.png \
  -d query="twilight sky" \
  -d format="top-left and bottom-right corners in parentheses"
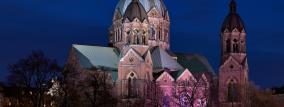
top-left (0, 0), bottom-right (283, 88)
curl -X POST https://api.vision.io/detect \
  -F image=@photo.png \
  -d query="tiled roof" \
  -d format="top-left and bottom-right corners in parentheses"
top-left (169, 70), bottom-right (184, 80)
top-left (71, 44), bottom-right (215, 81)
top-left (176, 53), bottom-right (215, 75)
top-left (151, 47), bottom-right (183, 72)
top-left (73, 44), bottom-right (120, 70)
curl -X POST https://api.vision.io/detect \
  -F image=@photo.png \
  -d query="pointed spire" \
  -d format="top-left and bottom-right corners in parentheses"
top-left (230, 0), bottom-right (237, 13)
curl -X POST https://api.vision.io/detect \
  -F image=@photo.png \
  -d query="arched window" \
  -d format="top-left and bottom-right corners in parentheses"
top-left (127, 36), bottom-right (130, 44)
top-left (118, 29), bottom-right (120, 41)
top-left (233, 39), bottom-right (239, 53)
top-left (226, 39), bottom-right (231, 53)
top-left (142, 34), bottom-right (147, 45)
top-left (128, 78), bottom-right (132, 97)
top-left (137, 35), bottom-right (140, 44)
top-left (116, 29), bottom-right (119, 42)
top-left (120, 29), bottom-right (122, 42)
top-left (150, 27), bottom-right (156, 40)
top-left (127, 72), bottom-right (137, 98)
top-left (114, 29), bottom-right (117, 42)
top-left (134, 35), bottom-right (138, 44)
top-left (228, 80), bottom-right (237, 102)
top-left (131, 29), bottom-right (139, 44)
top-left (158, 28), bottom-right (161, 40)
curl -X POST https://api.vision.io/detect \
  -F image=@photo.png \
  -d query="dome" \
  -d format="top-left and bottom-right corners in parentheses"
top-left (123, 0), bottom-right (148, 21)
top-left (221, 0), bottom-right (245, 32)
top-left (116, 0), bottom-right (167, 17)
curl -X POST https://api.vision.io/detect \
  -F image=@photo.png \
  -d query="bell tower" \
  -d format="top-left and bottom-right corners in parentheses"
top-left (218, 0), bottom-right (250, 107)
top-left (112, 0), bottom-right (153, 106)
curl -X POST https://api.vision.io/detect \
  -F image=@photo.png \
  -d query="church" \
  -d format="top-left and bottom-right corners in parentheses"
top-left (66, 0), bottom-right (250, 107)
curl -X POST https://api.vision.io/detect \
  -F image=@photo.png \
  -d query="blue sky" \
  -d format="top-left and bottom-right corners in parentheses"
top-left (0, 0), bottom-right (283, 88)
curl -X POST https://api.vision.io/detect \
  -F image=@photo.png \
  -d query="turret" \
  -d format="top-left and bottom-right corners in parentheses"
top-left (219, 1), bottom-right (250, 107)
top-left (221, 0), bottom-right (246, 62)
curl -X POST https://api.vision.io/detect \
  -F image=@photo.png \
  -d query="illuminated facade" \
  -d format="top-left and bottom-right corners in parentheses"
top-left (66, 0), bottom-right (249, 107)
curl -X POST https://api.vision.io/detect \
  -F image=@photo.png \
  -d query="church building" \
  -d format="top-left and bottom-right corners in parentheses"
top-left (66, 0), bottom-right (250, 107)
top-left (218, 0), bottom-right (250, 107)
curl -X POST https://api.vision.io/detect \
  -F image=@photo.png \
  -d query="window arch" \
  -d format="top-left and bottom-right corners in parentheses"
top-left (150, 27), bottom-right (156, 40)
top-left (233, 39), bottom-right (239, 53)
top-left (227, 79), bottom-right (238, 102)
top-left (127, 35), bottom-right (131, 44)
top-left (118, 28), bottom-right (121, 41)
top-left (127, 72), bottom-right (138, 98)
top-left (114, 29), bottom-right (117, 42)
top-left (142, 35), bottom-right (146, 45)
top-left (134, 34), bottom-right (138, 44)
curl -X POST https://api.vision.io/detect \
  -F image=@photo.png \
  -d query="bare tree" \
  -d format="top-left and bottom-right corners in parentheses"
top-left (59, 63), bottom-right (117, 107)
top-left (172, 74), bottom-right (209, 107)
top-left (79, 67), bottom-right (116, 107)
top-left (59, 63), bottom-right (82, 107)
top-left (7, 51), bottom-right (60, 107)
top-left (248, 83), bottom-right (281, 107)
top-left (147, 81), bottom-right (164, 107)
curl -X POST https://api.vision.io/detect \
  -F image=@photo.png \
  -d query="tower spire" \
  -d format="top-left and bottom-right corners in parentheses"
top-left (230, 0), bottom-right (237, 13)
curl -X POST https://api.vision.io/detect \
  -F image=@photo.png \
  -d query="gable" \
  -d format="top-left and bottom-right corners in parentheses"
top-left (156, 71), bottom-right (174, 83)
top-left (176, 54), bottom-right (215, 75)
top-left (120, 48), bottom-right (144, 65)
top-left (230, 53), bottom-right (247, 64)
top-left (220, 56), bottom-right (241, 71)
top-left (147, 7), bottom-right (162, 18)
top-left (151, 47), bottom-right (183, 72)
top-left (176, 69), bottom-right (196, 82)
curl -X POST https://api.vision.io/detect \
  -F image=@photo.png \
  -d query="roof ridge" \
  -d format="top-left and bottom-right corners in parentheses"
top-left (73, 44), bottom-right (112, 48)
